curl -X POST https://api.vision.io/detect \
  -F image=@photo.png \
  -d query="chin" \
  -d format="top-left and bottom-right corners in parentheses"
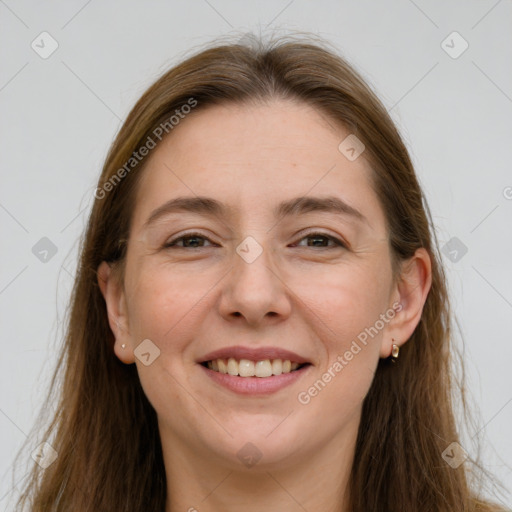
top-left (200, 416), bottom-right (308, 470)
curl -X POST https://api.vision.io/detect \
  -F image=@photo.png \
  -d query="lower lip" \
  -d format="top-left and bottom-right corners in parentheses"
top-left (199, 364), bottom-right (311, 395)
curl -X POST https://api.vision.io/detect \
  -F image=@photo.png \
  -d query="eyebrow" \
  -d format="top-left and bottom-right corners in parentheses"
top-left (143, 194), bottom-right (367, 228)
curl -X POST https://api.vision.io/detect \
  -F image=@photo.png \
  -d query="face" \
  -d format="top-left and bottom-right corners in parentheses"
top-left (102, 99), bottom-right (408, 470)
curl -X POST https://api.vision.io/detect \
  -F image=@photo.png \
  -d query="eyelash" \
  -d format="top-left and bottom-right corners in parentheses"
top-left (164, 231), bottom-right (347, 250)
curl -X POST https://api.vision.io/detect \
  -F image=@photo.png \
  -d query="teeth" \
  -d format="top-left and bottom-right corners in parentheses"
top-left (272, 359), bottom-right (283, 375)
top-left (255, 360), bottom-right (272, 377)
top-left (227, 357), bottom-right (238, 376)
top-left (239, 359), bottom-right (255, 377)
top-left (206, 358), bottom-right (302, 377)
top-left (218, 359), bottom-right (228, 374)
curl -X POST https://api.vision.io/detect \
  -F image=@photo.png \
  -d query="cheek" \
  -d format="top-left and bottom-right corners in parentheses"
top-left (293, 267), bottom-right (389, 426)
top-left (292, 260), bottom-right (391, 352)
top-left (124, 262), bottom-right (213, 354)
top-left (123, 265), bottom-right (215, 430)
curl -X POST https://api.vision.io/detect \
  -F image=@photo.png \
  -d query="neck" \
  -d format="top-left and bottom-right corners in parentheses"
top-left (161, 418), bottom-right (358, 512)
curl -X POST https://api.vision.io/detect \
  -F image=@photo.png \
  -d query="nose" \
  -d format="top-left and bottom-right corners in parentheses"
top-left (218, 236), bottom-right (292, 327)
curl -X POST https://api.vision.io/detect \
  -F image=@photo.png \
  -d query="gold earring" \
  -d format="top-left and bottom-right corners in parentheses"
top-left (391, 341), bottom-right (399, 360)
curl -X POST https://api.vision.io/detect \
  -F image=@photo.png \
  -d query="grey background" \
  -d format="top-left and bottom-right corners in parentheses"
top-left (1, 0), bottom-right (511, 508)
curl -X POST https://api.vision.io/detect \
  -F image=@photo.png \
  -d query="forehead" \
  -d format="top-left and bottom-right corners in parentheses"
top-left (148, 99), bottom-right (347, 165)
top-left (132, 99), bottom-right (385, 231)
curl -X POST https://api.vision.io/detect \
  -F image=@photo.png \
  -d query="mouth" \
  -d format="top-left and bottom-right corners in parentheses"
top-left (200, 358), bottom-right (311, 378)
top-left (197, 346), bottom-right (313, 394)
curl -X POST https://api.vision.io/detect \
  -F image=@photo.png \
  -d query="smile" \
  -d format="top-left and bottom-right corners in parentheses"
top-left (197, 345), bottom-right (313, 394)
top-left (202, 358), bottom-right (309, 377)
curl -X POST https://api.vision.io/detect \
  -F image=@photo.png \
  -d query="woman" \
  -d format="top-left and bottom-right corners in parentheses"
top-left (11, 33), bottom-right (508, 511)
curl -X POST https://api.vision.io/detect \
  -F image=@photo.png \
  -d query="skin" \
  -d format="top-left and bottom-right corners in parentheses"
top-left (98, 99), bottom-right (431, 512)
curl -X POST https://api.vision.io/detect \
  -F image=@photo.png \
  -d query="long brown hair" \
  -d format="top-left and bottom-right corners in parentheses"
top-left (9, 32), bottom-right (509, 511)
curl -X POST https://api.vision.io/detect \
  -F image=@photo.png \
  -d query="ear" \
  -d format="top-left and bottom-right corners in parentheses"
top-left (380, 247), bottom-right (432, 358)
top-left (97, 261), bottom-right (135, 364)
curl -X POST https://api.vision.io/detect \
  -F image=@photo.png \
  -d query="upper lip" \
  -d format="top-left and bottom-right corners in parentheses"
top-left (198, 345), bottom-right (311, 365)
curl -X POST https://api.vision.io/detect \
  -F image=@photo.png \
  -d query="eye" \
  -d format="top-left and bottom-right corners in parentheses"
top-left (163, 232), bottom-right (216, 249)
top-left (163, 231), bottom-right (347, 250)
top-left (291, 232), bottom-right (347, 249)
